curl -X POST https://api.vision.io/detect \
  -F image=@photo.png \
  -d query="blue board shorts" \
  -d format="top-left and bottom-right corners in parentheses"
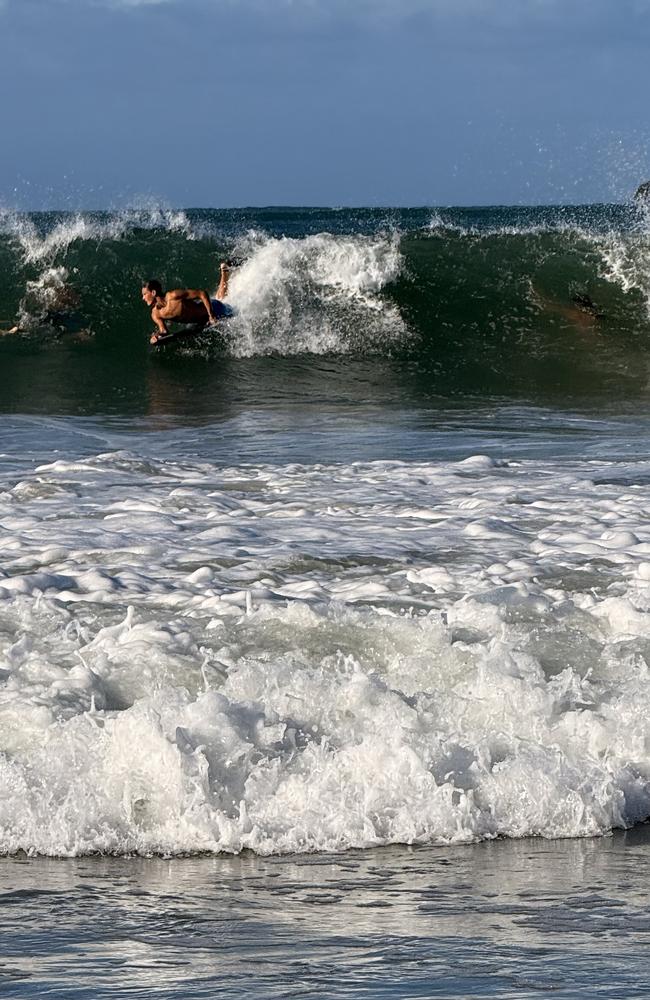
top-left (210, 299), bottom-right (234, 319)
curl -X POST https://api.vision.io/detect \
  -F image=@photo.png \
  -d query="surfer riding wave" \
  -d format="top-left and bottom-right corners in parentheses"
top-left (142, 261), bottom-right (235, 345)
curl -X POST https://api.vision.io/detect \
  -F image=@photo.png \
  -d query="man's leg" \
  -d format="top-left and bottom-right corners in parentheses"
top-left (215, 261), bottom-right (230, 300)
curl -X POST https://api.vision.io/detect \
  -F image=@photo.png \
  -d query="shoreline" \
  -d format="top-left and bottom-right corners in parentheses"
top-left (2, 829), bottom-right (650, 998)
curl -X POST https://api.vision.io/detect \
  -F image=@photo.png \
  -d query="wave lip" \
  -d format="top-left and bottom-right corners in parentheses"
top-left (0, 206), bottom-right (193, 265)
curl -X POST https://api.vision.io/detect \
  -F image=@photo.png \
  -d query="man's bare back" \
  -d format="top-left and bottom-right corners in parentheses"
top-left (142, 265), bottom-right (231, 344)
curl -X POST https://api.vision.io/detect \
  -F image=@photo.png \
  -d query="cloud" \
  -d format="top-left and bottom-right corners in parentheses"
top-left (83, 0), bottom-right (650, 14)
top-left (6, 0), bottom-right (646, 15)
top-left (82, 0), bottom-right (650, 54)
top-left (9, 0), bottom-right (650, 43)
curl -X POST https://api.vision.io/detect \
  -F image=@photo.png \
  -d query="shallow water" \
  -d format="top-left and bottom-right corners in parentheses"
top-left (2, 830), bottom-right (650, 998)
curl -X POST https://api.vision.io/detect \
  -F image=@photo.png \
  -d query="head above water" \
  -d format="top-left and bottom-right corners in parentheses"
top-left (141, 279), bottom-right (164, 306)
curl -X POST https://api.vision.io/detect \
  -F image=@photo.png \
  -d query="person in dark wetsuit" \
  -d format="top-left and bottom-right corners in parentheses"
top-left (143, 262), bottom-right (234, 345)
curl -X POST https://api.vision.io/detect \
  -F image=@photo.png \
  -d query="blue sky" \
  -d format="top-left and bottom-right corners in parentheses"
top-left (1, 0), bottom-right (649, 208)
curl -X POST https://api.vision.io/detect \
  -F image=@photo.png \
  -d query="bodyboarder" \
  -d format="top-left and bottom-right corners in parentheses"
top-left (142, 262), bottom-right (234, 345)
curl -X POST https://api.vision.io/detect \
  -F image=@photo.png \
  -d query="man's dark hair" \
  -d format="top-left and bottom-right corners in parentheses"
top-left (143, 279), bottom-right (163, 296)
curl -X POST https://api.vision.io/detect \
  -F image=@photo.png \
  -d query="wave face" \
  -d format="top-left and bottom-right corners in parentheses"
top-left (1, 204), bottom-right (650, 409)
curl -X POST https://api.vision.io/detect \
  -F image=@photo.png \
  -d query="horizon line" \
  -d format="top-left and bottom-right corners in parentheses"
top-left (1, 200), bottom-right (637, 214)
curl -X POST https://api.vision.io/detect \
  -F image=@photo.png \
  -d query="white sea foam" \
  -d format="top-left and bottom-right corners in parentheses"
top-left (220, 231), bottom-right (406, 356)
top-left (0, 446), bottom-right (649, 856)
top-left (595, 229), bottom-right (650, 314)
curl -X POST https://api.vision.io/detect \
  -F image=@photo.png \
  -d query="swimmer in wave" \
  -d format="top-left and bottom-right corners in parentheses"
top-left (142, 262), bottom-right (234, 345)
top-left (0, 271), bottom-right (87, 337)
top-left (531, 284), bottom-right (605, 329)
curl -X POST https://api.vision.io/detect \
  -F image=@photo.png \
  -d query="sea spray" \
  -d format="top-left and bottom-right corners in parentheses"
top-left (222, 230), bottom-right (406, 356)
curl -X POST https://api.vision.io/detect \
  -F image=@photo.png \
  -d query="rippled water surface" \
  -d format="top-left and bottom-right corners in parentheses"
top-left (3, 831), bottom-right (650, 998)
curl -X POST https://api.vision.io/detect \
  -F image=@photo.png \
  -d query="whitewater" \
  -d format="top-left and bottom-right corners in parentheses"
top-left (1, 409), bottom-right (650, 857)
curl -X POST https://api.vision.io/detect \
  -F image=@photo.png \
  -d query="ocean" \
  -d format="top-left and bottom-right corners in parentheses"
top-left (1, 204), bottom-right (650, 997)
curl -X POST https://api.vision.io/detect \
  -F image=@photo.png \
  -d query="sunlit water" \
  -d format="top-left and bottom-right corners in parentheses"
top-left (2, 831), bottom-right (650, 998)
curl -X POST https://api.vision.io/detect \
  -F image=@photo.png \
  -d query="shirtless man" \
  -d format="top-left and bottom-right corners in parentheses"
top-left (142, 262), bottom-right (232, 344)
